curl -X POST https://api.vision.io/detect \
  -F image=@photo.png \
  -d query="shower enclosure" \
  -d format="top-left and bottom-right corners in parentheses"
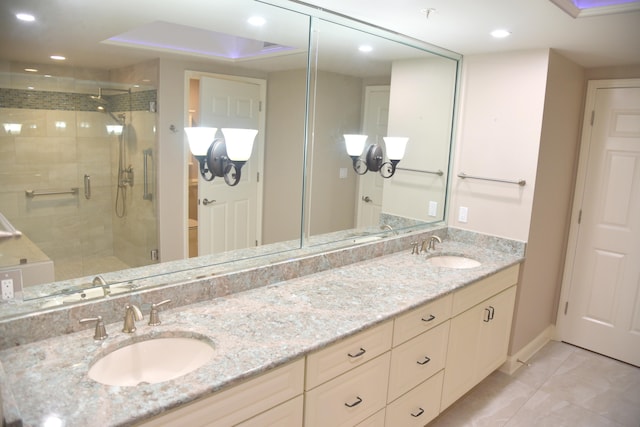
top-left (0, 76), bottom-right (158, 283)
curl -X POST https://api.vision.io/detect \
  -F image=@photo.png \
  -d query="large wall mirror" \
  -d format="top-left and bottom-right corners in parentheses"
top-left (0, 0), bottom-right (460, 315)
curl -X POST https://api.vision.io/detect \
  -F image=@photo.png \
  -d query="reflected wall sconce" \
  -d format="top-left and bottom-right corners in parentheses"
top-left (3, 123), bottom-right (22, 135)
top-left (106, 125), bottom-right (123, 136)
top-left (184, 127), bottom-right (258, 186)
top-left (344, 134), bottom-right (408, 178)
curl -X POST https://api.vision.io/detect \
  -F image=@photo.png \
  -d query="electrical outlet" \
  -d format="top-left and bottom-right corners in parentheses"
top-left (1, 270), bottom-right (22, 302)
top-left (458, 206), bottom-right (469, 223)
top-left (428, 201), bottom-right (437, 217)
top-left (2, 279), bottom-right (14, 300)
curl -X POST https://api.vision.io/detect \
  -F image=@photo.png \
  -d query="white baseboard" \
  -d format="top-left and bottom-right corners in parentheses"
top-left (500, 325), bottom-right (556, 375)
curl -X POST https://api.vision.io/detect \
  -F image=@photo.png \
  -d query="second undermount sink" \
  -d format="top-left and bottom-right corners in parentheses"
top-left (426, 255), bottom-right (481, 269)
top-left (88, 337), bottom-right (215, 386)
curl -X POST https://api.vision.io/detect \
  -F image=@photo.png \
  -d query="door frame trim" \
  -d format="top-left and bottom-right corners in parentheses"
top-left (555, 78), bottom-right (640, 339)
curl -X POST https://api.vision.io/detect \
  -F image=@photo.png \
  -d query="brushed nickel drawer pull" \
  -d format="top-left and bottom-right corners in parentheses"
top-left (411, 407), bottom-right (425, 417)
top-left (417, 356), bottom-right (431, 365)
top-left (344, 396), bottom-right (363, 408)
top-left (422, 314), bottom-right (436, 322)
top-left (348, 347), bottom-right (366, 358)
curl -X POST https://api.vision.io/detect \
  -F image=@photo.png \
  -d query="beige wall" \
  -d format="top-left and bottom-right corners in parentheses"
top-left (382, 57), bottom-right (456, 221)
top-left (307, 70), bottom-right (363, 236)
top-left (448, 50), bottom-right (550, 241)
top-left (449, 49), bottom-right (587, 356)
top-left (263, 69), bottom-right (307, 244)
top-left (510, 50), bottom-right (585, 354)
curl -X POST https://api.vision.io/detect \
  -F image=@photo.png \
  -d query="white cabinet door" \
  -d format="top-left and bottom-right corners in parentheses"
top-left (441, 286), bottom-right (517, 410)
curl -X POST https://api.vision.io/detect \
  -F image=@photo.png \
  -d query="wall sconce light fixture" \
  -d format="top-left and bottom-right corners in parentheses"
top-left (184, 127), bottom-right (258, 186)
top-left (3, 123), bottom-right (22, 135)
top-left (344, 134), bottom-right (408, 178)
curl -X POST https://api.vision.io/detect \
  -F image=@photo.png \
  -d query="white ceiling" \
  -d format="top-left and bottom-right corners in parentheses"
top-left (0, 0), bottom-right (638, 73)
top-left (300, 0), bottom-right (640, 68)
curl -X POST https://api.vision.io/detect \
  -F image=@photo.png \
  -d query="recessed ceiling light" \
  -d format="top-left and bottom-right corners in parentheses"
top-left (248, 16), bottom-right (266, 26)
top-left (16, 13), bottom-right (35, 22)
top-left (359, 45), bottom-right (373, 53)
top-left (24, 68), bottom-right (38, 73)
top-left (50, 55), bottom-right (66, 61)
top-left (490, 29), bottom-right (511, 38)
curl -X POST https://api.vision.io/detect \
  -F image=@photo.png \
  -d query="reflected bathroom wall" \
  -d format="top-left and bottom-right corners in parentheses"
top-left (0, 66), bottom-right (157, 283)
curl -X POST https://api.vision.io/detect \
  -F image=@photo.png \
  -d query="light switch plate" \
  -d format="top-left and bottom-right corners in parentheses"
top-left (458, 206), bottom-right (468, 223)
top-left (428, 201), bottom-right (437, 217)
top-left (339, 168), bottom-right (348, 179)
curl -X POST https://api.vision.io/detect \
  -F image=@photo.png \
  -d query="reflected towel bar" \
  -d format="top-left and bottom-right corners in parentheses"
top-left (396, 167), bottom-right (444, 176)
top-left (25, 187), bottom-right (80, 198)
top-left (457, 172), bottom-right (526, 186)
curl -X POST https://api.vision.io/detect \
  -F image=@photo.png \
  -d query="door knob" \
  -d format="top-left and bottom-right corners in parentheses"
top-left (202, 198), bottom-right (216, 205)
top-left (362, 196), bottom-right (372, 203)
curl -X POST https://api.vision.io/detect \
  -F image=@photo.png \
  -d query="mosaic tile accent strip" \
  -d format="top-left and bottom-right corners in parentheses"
top-left (0, 88), bottom-right (156, 112)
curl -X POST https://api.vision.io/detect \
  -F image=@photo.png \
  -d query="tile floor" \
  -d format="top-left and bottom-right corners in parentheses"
top-left (429, 340), bottom-right (640, 427)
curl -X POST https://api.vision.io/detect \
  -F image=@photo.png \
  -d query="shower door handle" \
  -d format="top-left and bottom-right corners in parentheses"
top-left (143, 149), bottom-right (153, 201)
top-left (84, 174), bottom-right (91, 199)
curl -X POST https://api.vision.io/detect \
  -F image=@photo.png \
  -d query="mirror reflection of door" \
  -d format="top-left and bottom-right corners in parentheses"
top-left (191, 74), bottom-right (265, 256)
top-left (357, 86), bottom-right (390, 228)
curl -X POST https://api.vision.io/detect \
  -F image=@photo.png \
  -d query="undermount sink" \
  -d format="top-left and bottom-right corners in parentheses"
top-left (426, 255), bottom-right (481, 269)
top-left (88, 337), bottom-right (215, 386)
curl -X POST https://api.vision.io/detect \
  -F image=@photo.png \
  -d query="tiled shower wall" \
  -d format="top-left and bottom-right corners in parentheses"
top-left (0, 89), bottom-right (157, 280)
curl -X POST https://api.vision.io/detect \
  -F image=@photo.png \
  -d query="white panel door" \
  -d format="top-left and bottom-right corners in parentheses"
top-left (356, 86), bottom-right (389, 228)
top-left (558, 81), bottom-right (640, 367)
top-left (198, 76), bottom-right (264, 255)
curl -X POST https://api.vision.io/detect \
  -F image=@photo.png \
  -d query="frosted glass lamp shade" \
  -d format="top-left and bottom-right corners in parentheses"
top-left (106, 125), bottom-right (123, 136)
top-left (383, 137), bottom-right (408, 161)
top-left (344, 134), bottom-right (368, 156)
top-left (221, 128), bottom-right (258, 161)
top-left (184, 127), bottom-right (218, 156)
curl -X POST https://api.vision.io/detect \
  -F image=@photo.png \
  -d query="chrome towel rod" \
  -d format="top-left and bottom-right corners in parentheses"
top-left (396, 167), bottom-right (444, 176)
top-left (457, 172), bottom-right (526, 187)
top-left (25, 187), bottom-right (80, 198)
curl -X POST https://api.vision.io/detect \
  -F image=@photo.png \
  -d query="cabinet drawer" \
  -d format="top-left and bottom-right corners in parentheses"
top-left (304, 352), bottom-right (391, 427)
top-left (393, 293), bottom-right (452, 346)
top-left (237, 395), bottom-right (303, 427)
top-left (385, 370), bottom-right (444, 427)
top-left (355, 408), bottom-right (386, 427)
top-left (451, 264), bottom-right (519, 316)
top-left (306, 320), bottom-right (393, 390)
top-left (138, 359), bottom-right (304, 427)
top-left (388, 321), bottom-right (449, 402)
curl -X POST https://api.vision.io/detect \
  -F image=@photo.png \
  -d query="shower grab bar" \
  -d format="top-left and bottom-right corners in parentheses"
top-left (0, 212), bottom-right (22, 239)
top-left (84, 175), bottom-right (91, 199)
top-left (25, 187), bottom-right (80, 198)
top-left (457, 172), bottom-right (526, 187)
top-left (396, 167), bottom-right (444, 176)
top-left (143, 149), bottom-right (153, 201)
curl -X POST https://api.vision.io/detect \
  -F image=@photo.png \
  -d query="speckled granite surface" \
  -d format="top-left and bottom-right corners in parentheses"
top-left (0, 231), bottom-right (524, 427)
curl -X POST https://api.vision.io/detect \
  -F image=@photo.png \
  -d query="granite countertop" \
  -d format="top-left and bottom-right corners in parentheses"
top-left (0, 239), bottom-right (523, 427)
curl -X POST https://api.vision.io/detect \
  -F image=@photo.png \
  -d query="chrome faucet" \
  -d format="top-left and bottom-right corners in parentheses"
top-left (122, 304), bottom-right (143, 333)
top-left (427, 235), bottom-right (442, 251)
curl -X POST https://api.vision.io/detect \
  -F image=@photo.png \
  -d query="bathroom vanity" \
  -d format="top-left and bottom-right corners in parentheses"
top-left (0, 229), bottom-right (523, 426)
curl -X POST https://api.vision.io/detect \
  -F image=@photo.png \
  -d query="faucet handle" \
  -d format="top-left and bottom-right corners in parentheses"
top-left (148, 299), bottom-right (171, 326)
top-left (79, 315), bottom-right (108, 340)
